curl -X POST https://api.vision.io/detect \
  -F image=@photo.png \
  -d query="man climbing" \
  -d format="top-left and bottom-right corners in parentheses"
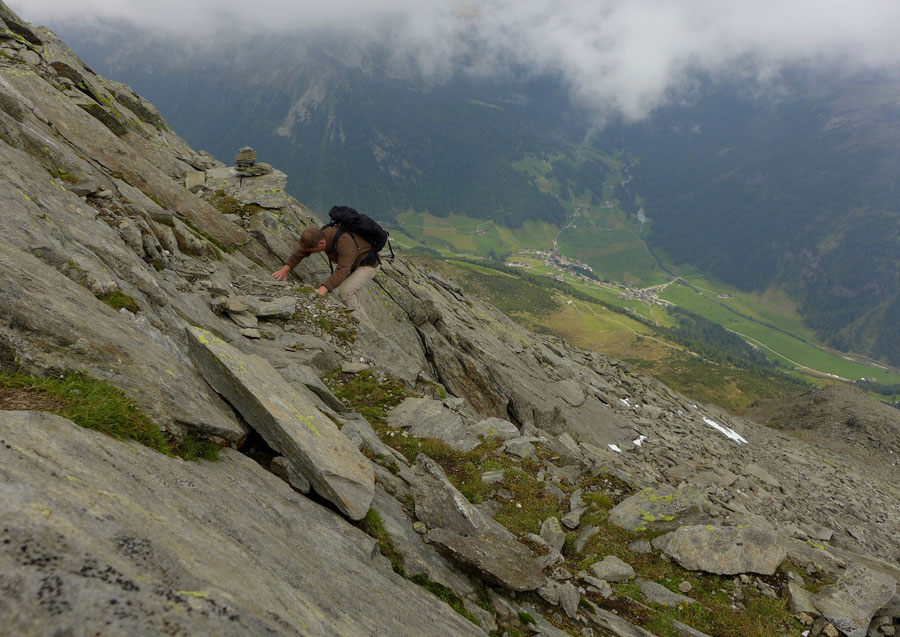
top-left (272, 225), bottom-right (380, 326)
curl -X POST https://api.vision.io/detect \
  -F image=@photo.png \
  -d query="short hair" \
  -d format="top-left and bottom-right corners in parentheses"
top-left (300, 227), bottom-right (325, 251)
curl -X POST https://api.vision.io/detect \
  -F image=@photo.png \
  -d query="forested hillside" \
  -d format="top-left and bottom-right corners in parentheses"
top-left (617, 77), bottom-right (900, 365)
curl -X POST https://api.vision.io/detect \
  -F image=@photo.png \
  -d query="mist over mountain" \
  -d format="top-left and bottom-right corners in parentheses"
top-left (38, 12), bottom-right (900, 368)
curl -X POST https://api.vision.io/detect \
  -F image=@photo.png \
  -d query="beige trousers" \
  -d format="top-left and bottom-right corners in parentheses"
top-left (338, 264), bottom-right (380, 326)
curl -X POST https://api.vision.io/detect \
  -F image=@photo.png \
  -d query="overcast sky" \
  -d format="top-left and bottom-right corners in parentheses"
top-left (10, 0), bottom-right (900, 119)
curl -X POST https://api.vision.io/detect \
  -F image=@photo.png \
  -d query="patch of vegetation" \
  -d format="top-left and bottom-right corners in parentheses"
top-left (48, 168), bottom-right (80, 184)
top-left (96, 290), bottom-right (140, 313)
top-left (315, 316), bottom-right (336, 333)
top-left (175, 433), bottom-right (221, 462)
top-left (205, 190), bottom-right (267, 218)
top-left (207, 190), bottom-right (245, 216)
top-left (517, 612), bottom-right (536, 626)
top-left (324, 370), bottom-right (412, 428)
top-left (357, 509), bottom-right (405, 575)
top-left (109, 171), bottom-right (126, 181)
top-left (179, 217), bottom-right (231, 256)
top-left (0, 371), bottom-right (217, 461)
top-left (493, 466), bottom-right (559, 535)
top-left (575, 524), bottom-right (806, 637)
top-left (410, 574), bottom-right (480, 625)
top-left (627, 352), bottom-right (802, 411)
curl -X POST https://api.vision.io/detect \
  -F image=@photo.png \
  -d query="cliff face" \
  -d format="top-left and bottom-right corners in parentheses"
top-left (1, 4), bottom-right (898, 636)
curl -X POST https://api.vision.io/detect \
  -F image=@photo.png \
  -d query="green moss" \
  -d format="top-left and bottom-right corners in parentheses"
top-left (109, 171), bottom-right (126, 181)
top-left (0, 371), bottom-right (216, 461)
top-left (47, 168), bottom-right (80, 184)
top-left (180, 217), bottom-right (232, 255)
top-left (315, 316), bottom-right (336, 332)
top-left (517, 612), bottom-right (536, 626)
top-left (174, 433), bottom-right (220, 461)
top-left (357, 508), bottom-right (405, 576)
top-left (207, 190), bottom-right (244, 216)
top-left (96, 290), bottom-right (140, 313)
top-left (409, 574), bottom-right (479, 625)
top-left (493, 466), bottom-right (559, 535)
top-left (324, 370), bottom-right (412, 429)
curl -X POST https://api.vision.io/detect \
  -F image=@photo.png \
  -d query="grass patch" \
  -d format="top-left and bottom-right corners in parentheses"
top-left (48, 168), bottom-right (80, 184)
top-left (206, 190), bottom-right (245, 216)
top-left (206, 190), bottom-right (267, 218)
top-left (174, 433), bottom-right (221, 461)
top-left (517, 612), bottom-right (536, 626)
top-left (410, 574), bottom-right (480, 625)
top-left (578, 526), bottom-right (806, 637)
top-left (180, 217), bottom-right (231, 255)
top-left (357, 509), bottom-right (405, 575)
top-left (96, 290), bottom-right (140, 313)
top-left (356, 506), bottom-right (481, 625)
top-left (324, 370), bottom-right (412, 429)
top-left (0, 371), bottom-right (217, 461)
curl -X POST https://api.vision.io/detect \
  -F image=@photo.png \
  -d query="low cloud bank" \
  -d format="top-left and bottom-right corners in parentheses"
top-left (11, 0), bottom-right (900, 119)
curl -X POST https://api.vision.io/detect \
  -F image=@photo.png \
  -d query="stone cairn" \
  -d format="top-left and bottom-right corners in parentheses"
top-left (234, 146), bottom-right (274, 177)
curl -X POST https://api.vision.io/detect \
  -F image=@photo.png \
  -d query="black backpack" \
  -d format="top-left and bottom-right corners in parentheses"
top-left (324, 205), bottom-right (393, 268)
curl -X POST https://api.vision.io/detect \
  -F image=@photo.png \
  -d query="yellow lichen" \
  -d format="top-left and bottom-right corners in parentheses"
top-left (295, 413), bottom-right (321, 437)
top-left (177, 590), bottom-right (210, 599)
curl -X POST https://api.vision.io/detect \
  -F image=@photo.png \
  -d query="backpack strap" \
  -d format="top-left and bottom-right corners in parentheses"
top-left (325, 225), bottom-right (364, 273)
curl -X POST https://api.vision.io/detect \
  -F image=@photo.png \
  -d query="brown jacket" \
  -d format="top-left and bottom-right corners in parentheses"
top-left (286, 226), bottom-right (378, 291)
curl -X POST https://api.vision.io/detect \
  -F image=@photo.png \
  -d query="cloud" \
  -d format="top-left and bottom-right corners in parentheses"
top-left (10, 0), bottom-right (900, 119)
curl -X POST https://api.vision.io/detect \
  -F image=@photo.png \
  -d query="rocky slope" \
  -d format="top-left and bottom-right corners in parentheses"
top-left (1, 4), bottom-right (898, 636)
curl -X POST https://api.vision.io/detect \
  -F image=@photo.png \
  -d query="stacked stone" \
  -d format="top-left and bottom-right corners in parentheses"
top-left (234, 146), bottom-right (273, 176)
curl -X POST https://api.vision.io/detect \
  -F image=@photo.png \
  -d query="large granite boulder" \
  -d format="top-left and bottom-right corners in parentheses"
top-left (0, 411), bottom-right (480, 636)
top-left (658, 525), bottom-right (786, 575)
top-left (185, 326), bottom-right (373, 520)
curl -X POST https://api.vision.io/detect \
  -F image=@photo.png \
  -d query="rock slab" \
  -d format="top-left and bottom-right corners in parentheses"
top-left (813, 565), bottom-right (896, 637)
top-left (636, 578), bottom-right (698, 606)
top-left (388, 397), bottom-right (480, 451)
top-left (185, 326), bottom-right (373, 520)
top-left (609, 485), bottom-right (707, 532)
top-left (411, 455), bottom-right (544, 591)
top-left (0, 411), bottom-right (480, 637)
top-left (427, 528), bottom-right (546, 592)
top-left (659, 525), bottom-right (786, 575)
top-left (591, 555), bottom-right (636, 582)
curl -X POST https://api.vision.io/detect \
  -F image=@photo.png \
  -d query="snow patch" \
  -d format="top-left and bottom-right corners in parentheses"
top-left (633, 435), bottom-right (647, 447)
top-left (620, 398), bottom-right (630, 407)
top-left (702, 416), bottom-right (748, 444)
top-left (607, 444), bottom-right (623, 453)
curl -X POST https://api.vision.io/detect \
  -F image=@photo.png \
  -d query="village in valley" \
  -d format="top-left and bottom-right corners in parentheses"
top-left (509, 248), bottom-right (675, 310)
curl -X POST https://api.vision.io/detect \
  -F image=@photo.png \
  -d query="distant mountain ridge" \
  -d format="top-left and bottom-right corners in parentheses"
top-left (617, 79), bottom-right (900, 366)
top-left (53, 24), bottom-right (900, 366)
